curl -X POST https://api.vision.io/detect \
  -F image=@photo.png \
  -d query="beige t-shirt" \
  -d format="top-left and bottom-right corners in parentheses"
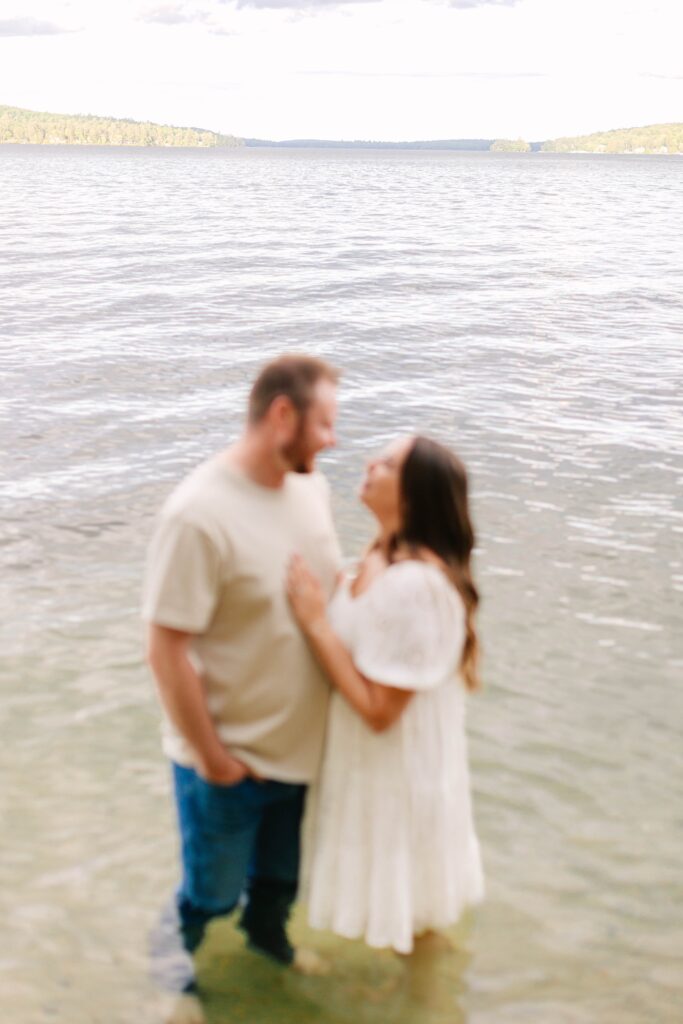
top-left (142, 454), bottom-right (342, 782)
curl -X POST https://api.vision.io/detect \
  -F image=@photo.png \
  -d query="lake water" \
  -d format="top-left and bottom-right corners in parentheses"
top-left (1, 145), bottom-right (682, 1024)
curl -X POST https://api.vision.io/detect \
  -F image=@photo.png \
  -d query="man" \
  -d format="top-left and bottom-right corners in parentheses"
top-left (143, 355), bottom-right (341, 1007)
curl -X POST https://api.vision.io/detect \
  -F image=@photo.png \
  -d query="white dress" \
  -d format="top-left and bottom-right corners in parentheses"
top-left (302, 560), bottom-right (485, 954)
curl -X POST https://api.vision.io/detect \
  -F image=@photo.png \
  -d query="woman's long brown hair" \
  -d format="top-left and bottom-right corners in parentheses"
top-left (390, 436), bottom-right (481, 691)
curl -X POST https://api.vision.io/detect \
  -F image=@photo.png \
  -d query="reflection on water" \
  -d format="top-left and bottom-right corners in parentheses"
top-left (193, 915), bottom-right (469, 1024)
top-left (1, 146), bottom-right (682, 1023)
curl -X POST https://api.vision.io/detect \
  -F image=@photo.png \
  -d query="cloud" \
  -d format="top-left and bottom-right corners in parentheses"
top-left (444, 0), bottom-right (521, 7)
top-left (140, 4), bottom-right (211, 24)
top-left (144, 0), bottom-right (521, 19)
top-left (229, 0), bottom-right (376, 8)
top-left (0, 17), bottom-right (71, 35)
top-left (140, 2), bottom-right (235, 31)
top-left (139, 2), bottom-right (238, 35)
top-left (300, 70), bottom-right (545, 79)
top-left (225, 0), bottom-right (524, 9)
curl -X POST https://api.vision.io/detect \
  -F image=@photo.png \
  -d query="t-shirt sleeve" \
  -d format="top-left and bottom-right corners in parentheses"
top-left (354, 562), bottom-right (465, 691)
top-left (142, 513), bottom-right (223, 633)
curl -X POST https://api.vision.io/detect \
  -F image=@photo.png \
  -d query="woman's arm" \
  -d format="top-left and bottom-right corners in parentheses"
top-left (286, 555), bottom-right (414, 732)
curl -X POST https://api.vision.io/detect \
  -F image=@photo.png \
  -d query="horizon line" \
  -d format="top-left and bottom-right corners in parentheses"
top-left (1, 102), bottom-right (681, 145)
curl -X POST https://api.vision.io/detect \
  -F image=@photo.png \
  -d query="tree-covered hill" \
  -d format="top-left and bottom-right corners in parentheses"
top-left (542, 123), bottom-right (683, 154)
top-left (3, 104), bottom-right (682, 154)
top-left (490, 138), bottom-right (532, 153)
top-left (0, 105), bottom-right (243, 147)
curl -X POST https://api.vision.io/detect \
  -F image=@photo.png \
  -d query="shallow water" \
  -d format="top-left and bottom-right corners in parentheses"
top-left (1, 145), bottom-right (682, 1023)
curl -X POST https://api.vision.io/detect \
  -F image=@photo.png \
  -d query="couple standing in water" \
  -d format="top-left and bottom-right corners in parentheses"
top-left (143, 354), bottom-right (484, 1021)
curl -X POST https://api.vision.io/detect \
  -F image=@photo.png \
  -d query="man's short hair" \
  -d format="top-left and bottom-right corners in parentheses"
top-left (248, 354), bottom-right (340, 424)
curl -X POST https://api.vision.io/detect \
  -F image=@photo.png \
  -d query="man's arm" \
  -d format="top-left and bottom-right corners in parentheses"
top-left (146, 623), bottom-right (251, 785)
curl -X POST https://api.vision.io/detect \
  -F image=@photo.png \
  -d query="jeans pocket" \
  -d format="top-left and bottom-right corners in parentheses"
top-left (196, 776), bottom-right (257, 832)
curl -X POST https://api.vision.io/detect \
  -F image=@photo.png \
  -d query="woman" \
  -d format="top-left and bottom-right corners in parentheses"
top-left (286, 435), bottom-right (484, 957)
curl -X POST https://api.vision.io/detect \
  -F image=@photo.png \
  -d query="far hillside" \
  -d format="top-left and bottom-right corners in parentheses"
top-left (2, 104), bottom-right (681, 154)
top-left (542, 123), bottom-right (683, 154)
top-left (0, 105), bottom-right (243, 148)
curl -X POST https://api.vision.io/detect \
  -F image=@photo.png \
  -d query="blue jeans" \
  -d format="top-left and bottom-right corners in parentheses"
top-left (150, 763), bottom-right (305, 992)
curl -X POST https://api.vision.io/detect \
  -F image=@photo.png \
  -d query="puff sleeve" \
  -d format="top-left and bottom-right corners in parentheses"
top-left (353, 561), bottom-right (465, 691)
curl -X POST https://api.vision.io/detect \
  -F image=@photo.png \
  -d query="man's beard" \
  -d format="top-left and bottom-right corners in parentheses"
top-left (281, 418), bottom-right (314, 474)
top-left (283, 445), bottom-right (313, 474)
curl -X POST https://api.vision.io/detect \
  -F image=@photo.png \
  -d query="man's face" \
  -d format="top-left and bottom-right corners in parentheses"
top-left (282, 379), bottom-right (337, 473)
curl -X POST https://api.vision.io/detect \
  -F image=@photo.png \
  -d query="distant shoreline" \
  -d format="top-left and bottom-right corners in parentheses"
top-left (2, 142), bottom-right (680, 157)
top-left (2, 104), bottom-right (682, 154)
top-left (244, 137), bottom-right (504, 151)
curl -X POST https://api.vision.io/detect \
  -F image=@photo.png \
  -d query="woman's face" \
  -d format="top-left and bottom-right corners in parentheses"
top-left (360, 436), bottom-right (413, 523)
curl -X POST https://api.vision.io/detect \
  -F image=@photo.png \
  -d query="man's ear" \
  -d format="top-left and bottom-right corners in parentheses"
top-left (267, 395), bottom-right (298, 437)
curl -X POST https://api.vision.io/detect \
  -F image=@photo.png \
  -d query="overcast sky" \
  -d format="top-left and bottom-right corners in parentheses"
top-left (0, 0), bottom-right (680, 140)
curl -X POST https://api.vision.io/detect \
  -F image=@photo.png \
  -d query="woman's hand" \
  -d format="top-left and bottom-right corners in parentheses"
top-left (286, 553), bottom-right (327, 633)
